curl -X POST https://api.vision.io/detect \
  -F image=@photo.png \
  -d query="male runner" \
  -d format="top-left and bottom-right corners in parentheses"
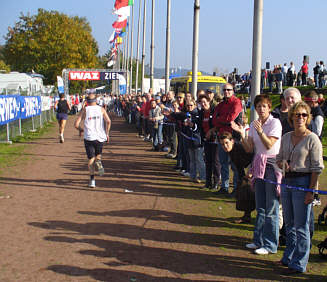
top-left (74, 93), bottom-right (111, 188)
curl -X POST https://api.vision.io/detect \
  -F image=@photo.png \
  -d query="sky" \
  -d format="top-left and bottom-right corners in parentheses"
top-left (1, 0), bottom-right (327, 76)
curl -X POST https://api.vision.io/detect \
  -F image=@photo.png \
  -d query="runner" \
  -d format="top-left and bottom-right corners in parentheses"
top-left (74, 93), bottom-right (111, 188)
top-left (54, 93), bottom-right (71, 143)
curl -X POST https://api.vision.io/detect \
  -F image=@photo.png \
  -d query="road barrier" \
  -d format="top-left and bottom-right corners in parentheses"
top-left (0, 94), bottom-right (56, 143)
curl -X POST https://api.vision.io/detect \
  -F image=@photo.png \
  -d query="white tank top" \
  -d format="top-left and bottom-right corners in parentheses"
top-left (84, 105), bottom-right (107, 142)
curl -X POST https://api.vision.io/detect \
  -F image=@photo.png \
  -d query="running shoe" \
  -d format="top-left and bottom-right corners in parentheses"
top-left (95, 160), bottom-right (105, 176)
top-left (312, 198), bottom-right (321, 207)
top-left (88, 179), bottom-right (96, 188)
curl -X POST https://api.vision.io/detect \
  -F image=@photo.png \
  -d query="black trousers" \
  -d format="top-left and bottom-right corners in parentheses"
top-left (204, 141), bottom-right (220, 185)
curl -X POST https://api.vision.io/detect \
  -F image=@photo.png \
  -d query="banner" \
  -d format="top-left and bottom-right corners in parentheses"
top-left (57, 76), bottom-right (64, 94)
top-left (20, 96), bottom-right (41, 119)
top-left (0, 95), bottom-right (21, 125)
top-left (118, 74), bottom-right (127, 94)
top-left (41, 96), bottom-right (52, 111)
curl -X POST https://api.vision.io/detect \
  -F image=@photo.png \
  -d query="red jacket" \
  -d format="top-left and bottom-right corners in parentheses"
top-left (212, 95), bottom-right (242, 135)
top-left (144, 100), bottom-right (152, 118)
top-left (301, 63), bottom-right (308, 74)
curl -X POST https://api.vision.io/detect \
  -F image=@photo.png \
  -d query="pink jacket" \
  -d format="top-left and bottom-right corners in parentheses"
top-left (250, 154), bottom-right (282, 196)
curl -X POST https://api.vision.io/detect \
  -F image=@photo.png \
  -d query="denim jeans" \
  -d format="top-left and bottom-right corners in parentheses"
top-left (281, 175), bottom-right (311, 273)
top-left (188, 146), bottom-right (205, 180)
top-left (253, 165), bottom-right (279, 253)
top-left (218, 144), bottom-right (238, 191)
top-left (152, 123), bottom-right (163, 147)
top-left (314, 74), bottom-right (319, 88)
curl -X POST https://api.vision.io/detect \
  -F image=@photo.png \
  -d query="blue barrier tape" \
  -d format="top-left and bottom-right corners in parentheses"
top-left (262, 178), bottom-right (327, 195)
top-left (180, 132), bottom-right (200, 142)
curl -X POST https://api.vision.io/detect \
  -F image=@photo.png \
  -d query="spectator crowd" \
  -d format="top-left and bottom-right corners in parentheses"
top-left (103, 84), bottom-right (325, 276)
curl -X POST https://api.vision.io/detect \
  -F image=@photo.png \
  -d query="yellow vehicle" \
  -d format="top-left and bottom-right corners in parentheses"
top-left (170, 72), bottom-right (227, 94)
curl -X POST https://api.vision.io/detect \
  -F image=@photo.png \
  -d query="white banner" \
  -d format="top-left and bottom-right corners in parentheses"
top-left (41, 96), bottom-right (51, 111)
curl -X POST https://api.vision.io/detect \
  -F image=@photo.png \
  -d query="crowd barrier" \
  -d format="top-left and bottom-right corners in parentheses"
top-left (0, 94), bottom-right (56, 143)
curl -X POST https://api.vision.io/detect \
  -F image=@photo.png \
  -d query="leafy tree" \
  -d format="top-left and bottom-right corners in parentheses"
top-left (3, 9), bottom-right (99, 84)
top-left (0, 60), bottom-right (10, 73)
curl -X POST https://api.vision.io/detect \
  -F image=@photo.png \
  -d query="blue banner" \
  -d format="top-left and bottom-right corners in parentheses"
top-left (0, 95), bottom-right (21, 125)
top-left (20, 96), bottom-right (41, 120)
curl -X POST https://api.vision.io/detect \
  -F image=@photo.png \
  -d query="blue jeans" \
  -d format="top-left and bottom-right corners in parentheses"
top-left (152, 123), bottom-right (163, 147)
top-left (253, 165), bottom-right (279, 253)
top-left (281, 175), bottom-right (311, 273)
top-left (188, 146), bottom-right (205, 180)
top-left (314, 74), bottom-right (319, 88)
top-left (218, 144), bottom-right (238, 191)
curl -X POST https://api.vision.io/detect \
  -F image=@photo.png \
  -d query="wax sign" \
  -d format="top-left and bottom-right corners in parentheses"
top-left (68, 71), bottom-right (124, 81)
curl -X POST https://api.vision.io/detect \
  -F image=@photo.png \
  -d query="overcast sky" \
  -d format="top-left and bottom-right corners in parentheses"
top-left (1, 0), bottom-right (327, 75)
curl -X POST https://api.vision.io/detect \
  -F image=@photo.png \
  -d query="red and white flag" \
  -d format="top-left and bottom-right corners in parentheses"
top-left (114, 0), bottom-right (133, 11)
top-left (112, 15), bottom-right (127, 29)
top-left (114, 6), bottom-right (130, 17)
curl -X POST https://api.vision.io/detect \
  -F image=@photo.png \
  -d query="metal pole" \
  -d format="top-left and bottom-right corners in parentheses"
top-left (129, 3), bottom-right (135, 94)
top-left (125, 20), bottom-right (130, 71)
top-left (141, 0), bottom-right (147, 95)
top-left (121, 39), bottom-right (124, 70)
top-left (165, 0), bottom-right (171, 94)
top-left (150, 0), bottom-right (155, 89)
top-left (192, 0), bottom-right (200, 100)
top-left (6, 123), bottom-right (10, 143)
top-left (126, 18), bottom-right (130, 91)
top-left (19, 118), bottom-right (22, 135)
top-left (135, 0), bottom-right (143, 94)
top-left (250, 0), bottom-right (264, 122)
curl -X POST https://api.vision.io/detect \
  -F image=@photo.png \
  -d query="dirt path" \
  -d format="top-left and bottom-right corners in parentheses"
top-left (0, 116), bottom-right (325, 282)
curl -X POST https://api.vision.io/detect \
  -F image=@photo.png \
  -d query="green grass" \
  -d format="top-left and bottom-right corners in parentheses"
top-left (0, 120), bottom-right (56, 175)
top-left (0, 144), bottom-right (26, 171)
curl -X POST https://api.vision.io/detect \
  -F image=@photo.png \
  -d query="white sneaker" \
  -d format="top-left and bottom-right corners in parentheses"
top-left (246, 243), bottom-right (259, 249)
top-left (313, 198), bottom-right (321, 207)
top-left (88, 179), bottom-right (96, 188)
top-left (254, 247), bottom-right (269, 255)
top-left (95, 160), bottom-right (105, 176)
top-left (183, 172), bottom-right (190, 177)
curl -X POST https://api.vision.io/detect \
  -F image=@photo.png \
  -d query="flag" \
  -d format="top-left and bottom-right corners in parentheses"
top-left (114, 0), bottom-right (133, 10)
top-left (118, 74), bottom-right (127, 94)
top-left (114, 6), bottom-right (130, 17)
top-left (107, 60), bottom-right (115, 67)
top-left (116, 37), bottom-right (123, 44)
top-left (112, 18), bottom-right (127, 29)
top-left (109, 31), bottom-right (116, 43)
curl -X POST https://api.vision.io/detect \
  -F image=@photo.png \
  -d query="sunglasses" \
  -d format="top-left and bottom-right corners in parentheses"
top-left (187, 104), bottom-right (194, 107)
top-left (177, 96), bottom-right (183, 99)
top-left (223, 89), bottom-right (233, 92)
top-left (295, 113), bottom-right (308, 118)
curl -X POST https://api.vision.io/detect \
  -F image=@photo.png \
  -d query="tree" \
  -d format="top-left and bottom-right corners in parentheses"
top-left (3, 9), bottom-right (99, 84)
top-left (0, 60), bottom-right (10, 73)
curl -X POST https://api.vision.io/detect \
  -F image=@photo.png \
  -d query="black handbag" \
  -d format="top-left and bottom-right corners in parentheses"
top-left (236, 178), bottom-right (256, 212)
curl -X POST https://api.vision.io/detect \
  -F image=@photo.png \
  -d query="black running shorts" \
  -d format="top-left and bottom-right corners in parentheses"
top-left (84, 139), bottom-right (104, 159)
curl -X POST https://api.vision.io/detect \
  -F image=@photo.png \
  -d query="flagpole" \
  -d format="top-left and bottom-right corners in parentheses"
top-left (250, 0), bottom-right (263, 122)
top-left (192, 0), bottom-right (200, 100)
top-left (126, 17), bottom-right (130, 86)
top-left (135, 0), bottom-right (143, 94)
top-left (150, 0), bottom-right (155, 89)
top-left (122, 36), bottom-right (125, 70)
top-left (141, 0), bottom-right (147, 95)
top-left (129, 2), bottom-right (135, 94)
top-left (165, 0), bottom-right (171, 94)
